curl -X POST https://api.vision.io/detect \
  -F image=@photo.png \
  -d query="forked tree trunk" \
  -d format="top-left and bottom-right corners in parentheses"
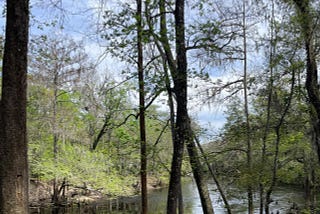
top-left (166, 0), bottom-right (188, 213)
top-left (0, 0), bottom-right (29, 213)
top-left (165, 0), bottom-right (214, 213)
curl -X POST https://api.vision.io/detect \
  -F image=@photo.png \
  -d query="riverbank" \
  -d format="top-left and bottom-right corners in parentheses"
top-left (29, 176), bottom-right (166, 208)
top-left (29, 178), bottom-right (314, 213)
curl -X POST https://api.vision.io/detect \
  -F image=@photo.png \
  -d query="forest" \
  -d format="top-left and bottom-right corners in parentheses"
top-left (0, 0), bottom-right (320, 213)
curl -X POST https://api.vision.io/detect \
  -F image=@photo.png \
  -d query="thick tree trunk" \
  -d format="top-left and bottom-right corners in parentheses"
top-left (0, 0), bottom-right (29, 213)
top-left (166, 1), bottom-right (214, 213)
top-left (166, 0), bottom-right (188, 213)
top-left (167, 127), bottom-right (185, 214)
top-left (293, 0), bottom-right (320, 163)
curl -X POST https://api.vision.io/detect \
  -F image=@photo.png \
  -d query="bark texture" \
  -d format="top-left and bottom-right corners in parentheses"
top-left (137, 0), bottom-right (148, 212)
top-left (166, 0), bottom-right (214, 213)
top-left (0, 0), bottom-right (29, 213)
top-left (166, 0), bottom-right (188, 213)
top-left (293, 0), bottom-right (320, 163)
top-left (186, 136), bottom-right (214, 214)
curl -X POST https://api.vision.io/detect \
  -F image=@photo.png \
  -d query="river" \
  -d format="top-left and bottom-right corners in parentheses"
top-left (146, 180), bottom-right (306, 213)
top-left (31, 180), bottom-right (309, 213)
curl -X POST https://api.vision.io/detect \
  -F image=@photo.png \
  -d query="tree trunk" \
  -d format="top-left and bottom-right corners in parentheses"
top-left (265, 69), bottom-right (295, 214)
top-left (166, 0), bottom-right (188, 213)
top-left (242, 1), bottom-right (253, 212)
top-left (265, 127), bottom-right (281, 214)
top-left (260, 1), bottom-right (275, 212)
top-left (148, 0), bottom-right (185, 211)
top-left (194, 136), bottom-right (231, 214)
top-left (52, 84), bottom-right (59, 205)
top-left (164, 1), bottom-right (214, 212)
top-left (186, 132), bottom-right (214, 214)
top-left (137, 0), bottom-right (148, 212)
top-left (293, 0), bottom-right (320, 163)
top-left (0, 0), bottom-right (29, 213)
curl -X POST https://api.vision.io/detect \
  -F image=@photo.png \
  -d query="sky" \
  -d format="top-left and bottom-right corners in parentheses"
top-left (1, 0), bottom-right (252, 142)
top-left (41, 1), bottom-right (243, 139)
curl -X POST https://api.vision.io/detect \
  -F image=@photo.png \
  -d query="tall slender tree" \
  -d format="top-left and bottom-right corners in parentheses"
top-left (137, 0), bottom-right (148, 212)
top-left (241, 0), bottom-right (253, 213)
top-left (0, 0), bottom-right (30, 213)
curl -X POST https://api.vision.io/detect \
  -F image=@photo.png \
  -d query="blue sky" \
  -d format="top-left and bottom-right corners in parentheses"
top-left (35, 0), bottom-right (231, 138)
top-left (0, 0), bottom-right (240, 141)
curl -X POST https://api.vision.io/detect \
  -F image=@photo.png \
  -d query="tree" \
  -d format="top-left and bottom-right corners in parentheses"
top-left (165, 0), bottom-right (188, 210)
top-left (241, 1), bottom-right (254, 212)
top-left (288, 0), bottom-right (320, 211)
top-left (136, 0), bottom-right (148, 212)
top-left (167, 0), bottom-right (214, 213)
top-left (29, 34), bottom-right (94, 204)
top-left (0, 0), bottom-right (30, 213)
top-left (292, 0), bottom-right (320, 163)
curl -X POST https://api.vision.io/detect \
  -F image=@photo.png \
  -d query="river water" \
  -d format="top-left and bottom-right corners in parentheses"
top-left (31, 180), bottom-right (309, 213)
top-left (146, 180), bottom-right (306, 213)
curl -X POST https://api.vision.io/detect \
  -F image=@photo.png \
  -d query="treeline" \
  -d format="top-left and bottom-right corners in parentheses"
top-left (27, 0), bottom-right (320, 212)
top-left (26, 36), bottom-right (175, 197)
top-left (201, 0), bottom-right (320, 213)
top-left (1, 0), bottom-right (320, 213)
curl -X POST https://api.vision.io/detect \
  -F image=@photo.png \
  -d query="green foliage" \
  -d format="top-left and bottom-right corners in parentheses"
top-left (102, 3), bottom-right (137, 64)
top-left (277, 162), bottom-right (303, 184)
top-left (27, 72), bottom-right (173, 197)
top-left (212, 54), bottom-right (316, 191)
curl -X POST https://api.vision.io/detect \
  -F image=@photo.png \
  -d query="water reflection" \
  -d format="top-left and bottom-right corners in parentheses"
top-left (30, 180), bottom-right (309, 213)
top-left (181, 181), bottom-right (306, 214)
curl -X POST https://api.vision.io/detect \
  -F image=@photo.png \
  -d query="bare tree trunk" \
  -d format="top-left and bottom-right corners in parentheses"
top-left (137, 0), bottom-right (148, 212)
top-left (303, 150), bottom-right (316, 213)
top-left (185, 130), bottom-right (213, 213)
top-left (265, 127), bottom-right (280, 214)
top-left (0, 0), bottom-right (29, 213)
top-left (186, 132), bottom-right (214, 214)
top-left (158, 1), bottom-right (214, 212)
top-left (194, 136), bottom-right (232, 214)
top-left (167, 130), bottom-right (185, 214)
